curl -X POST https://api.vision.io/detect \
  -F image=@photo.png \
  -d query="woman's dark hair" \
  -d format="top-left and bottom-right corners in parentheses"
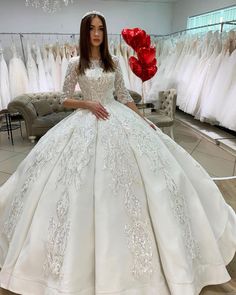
top-left (78, 13), bottom-right (115, 74)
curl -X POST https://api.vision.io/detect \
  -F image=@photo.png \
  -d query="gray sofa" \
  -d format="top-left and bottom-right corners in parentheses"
top-left (8, 90), bottom-right (141, 143)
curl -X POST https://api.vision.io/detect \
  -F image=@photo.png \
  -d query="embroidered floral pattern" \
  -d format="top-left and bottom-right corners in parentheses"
top-left (3, 129), bottom-right (68, 242)
top-left (43, 191), bottom-right (70, 279)
top-left (56, 114), bottom-right (96, 190)
top-left (43, 113), bottom-right (97, 279)
top-left (117, 110), bottom-right (200, 260)
top-left (101, 116), bottom-right (154, 279)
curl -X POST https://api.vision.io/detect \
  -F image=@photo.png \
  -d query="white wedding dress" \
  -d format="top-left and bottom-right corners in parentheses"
top-left (0, 56), bottom-right (235, 295)
top-left (36, 45), bottom-right (49, 92)
top-left (0, 49), bottom-right (11, 110)
top-left (26, 43), bottom-right (39, 93)
top-left (9, 44), bottom-right (29, 99)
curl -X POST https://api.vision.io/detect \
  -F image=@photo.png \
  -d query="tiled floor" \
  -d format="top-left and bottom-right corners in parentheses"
top-left (0, 115), bottom-right (236, 295)
top-left (175, 110), bottom-right (236, 157)
top-left (168, 117), bottom-right (236, 178)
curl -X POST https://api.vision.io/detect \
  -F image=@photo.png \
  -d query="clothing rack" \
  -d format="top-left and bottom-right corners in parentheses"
top-left (158, 20), bottom-right (236, 38)
top-left (1, 19), bottom-right (235, 62)
top-left (0, 32), bottom-right (123, 64)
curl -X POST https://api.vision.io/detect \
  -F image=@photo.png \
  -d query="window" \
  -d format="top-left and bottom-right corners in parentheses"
top-left (187, 5), bottom-right (236, 33)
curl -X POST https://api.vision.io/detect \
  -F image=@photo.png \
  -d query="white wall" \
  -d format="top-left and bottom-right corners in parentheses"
top-left (172, 0), bottom-right (236, 33)
top-left (0, 0), bottom-right (172, 35)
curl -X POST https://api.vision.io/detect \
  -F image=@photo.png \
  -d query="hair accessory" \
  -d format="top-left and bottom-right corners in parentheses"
top-left (82, 10), bottom-right (105, 19)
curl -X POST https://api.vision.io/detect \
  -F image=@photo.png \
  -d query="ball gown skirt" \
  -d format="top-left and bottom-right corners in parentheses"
top-left (0, 56), bottom-right (235, 295)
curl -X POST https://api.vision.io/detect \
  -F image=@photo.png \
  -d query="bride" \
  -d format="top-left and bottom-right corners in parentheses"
top-left (0, 11), bottom-right (235, 295)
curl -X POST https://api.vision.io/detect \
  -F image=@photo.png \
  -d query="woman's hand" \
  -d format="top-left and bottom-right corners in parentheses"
top-left (86, 101), bottom-right (109, 120)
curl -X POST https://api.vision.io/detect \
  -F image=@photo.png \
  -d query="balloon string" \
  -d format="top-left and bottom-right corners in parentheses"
top-left (142, 81), bottom-right (145, 116)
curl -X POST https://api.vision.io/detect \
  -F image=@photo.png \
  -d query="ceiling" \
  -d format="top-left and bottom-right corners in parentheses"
top-left (101, 0), bottom-right (179, 3)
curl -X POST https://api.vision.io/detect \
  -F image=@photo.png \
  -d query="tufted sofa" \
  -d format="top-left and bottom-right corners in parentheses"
top-left (8, 90), bottom-right (142, 143)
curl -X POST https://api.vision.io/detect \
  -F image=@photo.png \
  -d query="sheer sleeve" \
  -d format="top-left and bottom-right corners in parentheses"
top-left (113, 56), bottom-right (133, 104)
top-left (60, 57), bottom-right (79, 103)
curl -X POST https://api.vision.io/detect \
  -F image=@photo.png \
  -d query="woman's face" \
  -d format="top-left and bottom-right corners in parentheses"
top-left (89, 16), bottom-right (104, 48)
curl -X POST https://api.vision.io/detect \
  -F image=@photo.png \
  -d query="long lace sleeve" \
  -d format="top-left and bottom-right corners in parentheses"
top-left (60, 57), bottom-right (79, 103)
top-left (113, 56), bottom-right (133, 104)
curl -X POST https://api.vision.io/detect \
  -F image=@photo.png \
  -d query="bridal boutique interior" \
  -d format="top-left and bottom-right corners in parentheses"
top-left (0, 0), bottom-right (236, 294)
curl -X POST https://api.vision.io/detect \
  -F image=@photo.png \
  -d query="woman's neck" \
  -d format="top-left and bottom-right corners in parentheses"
top-left (90, 47), bottom-right (101, 60)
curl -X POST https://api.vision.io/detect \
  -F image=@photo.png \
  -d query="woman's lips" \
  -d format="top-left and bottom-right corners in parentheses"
top-left (93, 39), bottom-right (100, 42)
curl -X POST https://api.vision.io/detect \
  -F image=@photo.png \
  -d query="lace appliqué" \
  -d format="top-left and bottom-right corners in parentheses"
top-left (78, 67), bottom-right (115, 105)
top-left (2, 129), bottom-right (67, 242)
top-left (43, 113), bottom-right (97, 279)
top-left (56, 114), bottom-right (96, 190)
top-left (43, 191), bottom-right (70, 279)
top-left (120, 112), bottom-right (201, 261)
top-left (101, 116), bottom-right (154, 279)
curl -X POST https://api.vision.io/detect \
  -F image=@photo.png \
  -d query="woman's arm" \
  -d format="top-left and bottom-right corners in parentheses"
top-left (63, 99), bottom-right (109, 120)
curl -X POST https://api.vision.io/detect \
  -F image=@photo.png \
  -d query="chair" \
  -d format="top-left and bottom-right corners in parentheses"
top-left (0, 109), bottom-right (23, 145)
top-left (146, 89), bottom-right (177, 139)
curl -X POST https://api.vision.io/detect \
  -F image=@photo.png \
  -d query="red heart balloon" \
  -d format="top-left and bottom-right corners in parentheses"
top-left (142, 35), bottom-right (151, 49)
top-left (122, 28), bottom-right (150, 52)
top-left (137, 46), bottom-right (156, 65)
top-left (129, 56), bottom-right (158, 82)
top-left (129, 56), bottom-right (142, 78)
top-left (149, 58), bottom-right (157, 67)
top-left (141, 65), bottom-right (158, 82)
top-left (121, 28), bottom-right (135, 47)
top-left (130, 29), bottom-right (147, 52)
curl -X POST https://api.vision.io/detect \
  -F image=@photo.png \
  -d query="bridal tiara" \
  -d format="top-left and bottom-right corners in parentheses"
top-left (82, 10), bottom-right (105, 19)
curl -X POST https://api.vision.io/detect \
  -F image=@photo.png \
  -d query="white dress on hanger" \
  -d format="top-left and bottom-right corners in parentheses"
top-left (109, 40), bottom-right (115, 56)
top-left (61, 46), bottom-right (69, 91)
top-left (146, 40), bottom-right (180, 106)
top-left (198, 47), bottom-right (224, 122)
top-left (48, 46), bottom-right (57, 91)
top-left (177, 39), bottom-right (199, 110)
top-left (118, 44), bottom-right (131, 90)
top-left (121, 45), bottom-right (130, 80)
top-left (42, 47), bottom-right (54, 92)
top-left (55, 45), bottom-right (62, 91)
top-left (26, 43), bottom-right (39, 93)
top-left (36, 45), bottom-right (48, 92)
top-left (0, 49), bottom-right (11, 110)
top-left (0, 55), bottom-right (235, 295)
top-left (217, 41), bottom-right (236, 130)
top-left (9, 44), bottom-right (29, 99)
top-left (220, 62), bottom-right (236, 130)
top-left (201, 48), bottom-right (236, 124)
top-left (195, 36), bottom-right (221, 120)
top-left (126, 46), bottom-right (142, 95)
top-left (183, 36), bottom-right (215, 115)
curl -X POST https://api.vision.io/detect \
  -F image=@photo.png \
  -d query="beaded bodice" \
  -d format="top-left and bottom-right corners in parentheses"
top-left (61, 56), bottom-right (133, 105)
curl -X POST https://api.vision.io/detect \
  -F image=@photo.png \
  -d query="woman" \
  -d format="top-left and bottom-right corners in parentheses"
top-left (0, 11), bottom-right (235, 295)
